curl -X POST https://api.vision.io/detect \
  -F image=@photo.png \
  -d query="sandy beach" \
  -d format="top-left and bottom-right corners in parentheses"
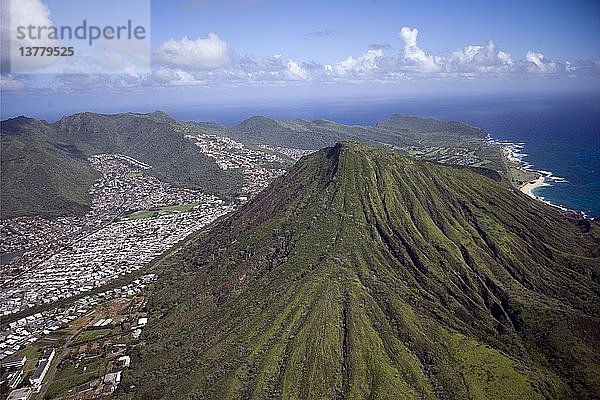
top-left (520, 174), bottom-right (545, 198)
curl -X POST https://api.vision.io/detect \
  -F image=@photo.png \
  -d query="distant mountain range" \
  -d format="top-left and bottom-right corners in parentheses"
top-left (116, 142), bottom-right (599, 399)
top-left (1, 111), bottom-right (502, 219)
top-left (200, 113), bottom-right (489, 151)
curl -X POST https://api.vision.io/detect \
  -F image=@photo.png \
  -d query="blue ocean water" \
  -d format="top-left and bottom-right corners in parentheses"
top-left (171, 92), bottom-right (600, 218)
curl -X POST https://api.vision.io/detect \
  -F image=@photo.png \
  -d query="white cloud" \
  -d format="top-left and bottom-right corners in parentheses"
top-left (448, 41), bottom-right (513, 73)
top-left (399, 27), bottom-right (418, 47)
top-left (0, 74), bottom-right (27, 91)
top-left (526, 51), bottom-right (556, 73)
top-left (7, 0), bottom-right (59, 71)
top-left (6, 25), bottom-right (598, 92)
top-left (497, 51), bottom-right (513, 68)
top-left (325, 49), bottom-right (383, 77)
top-left (286, 60), bottom-right (309, 80)
top-left (399, 27), bottom-right (439, 72)
top-left (565, 61), bottom-right (574, 73)
top-left (153, 66), bottom-right (206, 86)
top-left (156, 34), bottom-right (230, 69)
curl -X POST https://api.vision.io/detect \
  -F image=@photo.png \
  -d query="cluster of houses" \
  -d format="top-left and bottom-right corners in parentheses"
top-left (183, 132), bottom-right (290, 195)
top-left (257, 144), bottom-right (315, 161)
top-left (88, 154), bottom-right (216, 215)
top-left (1, 347), bottom-right (55, 400)
top-left (0, 275), bottom-right (157, 361)
top-left (184, 132), bottom-right (286, 170)
top-left (98, 315), bottom-right (147, 397)
top-left (1, 153), bottom-right (236, 317)
top-left (404, 145), bottom-right (482, 166)
top-left (0, 217), bottom-right (81, 257)
top-left (0, 274), bottom-right (157, 400)
top-left (0, 201), bottom-right (231, 317)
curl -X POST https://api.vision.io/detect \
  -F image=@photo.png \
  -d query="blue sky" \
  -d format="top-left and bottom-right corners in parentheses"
top-left (150, 0), bottom-right (600, 61)
top-left (1, 0), bottom-right (599, 120)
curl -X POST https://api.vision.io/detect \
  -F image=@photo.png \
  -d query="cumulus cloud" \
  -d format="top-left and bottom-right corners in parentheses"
top-left (399, 27), bottom-right (418, 47)
top-left (526, 51), bottom-right (556, 73)
top-left (286, 60), bottom-right (309, 80)
top-left (6, 0), bottom-right (59, 72)
top-left (325, 49), bottom-right (383, 77)
top-left (150, 53), bottom-right (314, 86)
top-left (0, 74), bottom-right (27, 91)
top-left (232, 54), bottom-right (299, 81)
top-left (153, 66), bottom-right (205, 86)
top-left (448, 41), bottom-right (513, 73)
top-left (156, 34), bottom-right (230, 69)
top-left (399, 27), bottom-right (440, 72)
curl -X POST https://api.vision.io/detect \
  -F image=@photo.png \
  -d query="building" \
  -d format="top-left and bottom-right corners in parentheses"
top-left (117, 355), bottom-right (131, 368)
top-left (6, 387), bottom-right (32, 400)
top-left (29, 348), bottom-right (55, 386)
top-left (102, 370), bottom-right (122, 395)
top-left (1, 370), bottom-right (24, 390)
top-left (103, 371), bottom-right (122, 385)
top-left (2, 354), bottom-right (27, 369)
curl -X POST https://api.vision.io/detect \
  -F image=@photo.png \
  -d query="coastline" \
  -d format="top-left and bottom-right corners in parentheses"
top-left (497, 140), bottom-right (588, 218)
top-left (519, 174), bottom-right (546, 198)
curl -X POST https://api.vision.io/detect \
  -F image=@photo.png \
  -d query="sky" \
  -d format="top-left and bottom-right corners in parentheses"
top-left (1, 0), bottom-right (599, 120)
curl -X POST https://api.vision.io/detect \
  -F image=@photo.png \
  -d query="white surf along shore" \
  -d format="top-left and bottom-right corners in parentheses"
top-left (489, 136), bottom-right (582, 216)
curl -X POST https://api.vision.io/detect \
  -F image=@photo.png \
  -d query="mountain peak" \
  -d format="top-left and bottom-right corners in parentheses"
top-left (376, 113), bottom-right (485, 137)
top-left (123, 141), bottom-right (599, 399)
top-left (239, 115), bottom-right (277, 125)
top-left (143, 110), bottom-right (174, 123)
top-left (1, 115), bottom-right (49, 135)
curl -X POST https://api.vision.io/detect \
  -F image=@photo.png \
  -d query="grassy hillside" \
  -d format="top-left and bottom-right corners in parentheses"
top-left (217, 114), bottom-right (505, 171)
top-left (224, 114), bottom-right (483, 147)
top-left (375, 113), bottom-right (485, 138)
top-left (1, 117), bottom-right (100, 218)
top-left (1, 112), bottom-right (243, 218)
top-left (51, 112), bottom-right (242, 194)
top-left (117, 142), bottom-right (600, 399)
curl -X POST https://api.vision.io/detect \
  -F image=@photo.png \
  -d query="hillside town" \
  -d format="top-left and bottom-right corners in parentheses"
top-left (1, 274), bottom-right (156, 399)
top-left (403, 145), bottom-right (482, 166)
top-left (182, 131), bottom-right (292, 195)
top-left (0, 154), bottom-right (235, 318)
top-left (257, 144), bottom-right (315, 161)
top-left (0, 140), bottom-right (300, 398)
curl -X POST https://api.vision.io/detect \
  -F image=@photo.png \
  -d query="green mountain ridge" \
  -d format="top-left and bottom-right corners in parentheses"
top-left (51, 111), bottom-right (242, 193)
top-left (376, 113), bottom-right (486, 137)
top-left (223, 113), bottom-right (486, 150)
top-left (1, 111), bottom-right (503, 219)
top-left (1, 116), bottom-right (101, 218)
top-left (118, 142), bottom-right (600, 400)
top-left (1, 112), bottom-right (242, 218)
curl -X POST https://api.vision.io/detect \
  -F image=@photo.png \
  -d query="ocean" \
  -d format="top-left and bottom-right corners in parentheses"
top-left (172, 91), bottom-right (600, 218)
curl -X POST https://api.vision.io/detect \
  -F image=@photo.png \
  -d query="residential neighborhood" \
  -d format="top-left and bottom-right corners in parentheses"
top-left (0, 154), bottom-right (235, 317)
top-left (0, 143), bottom-right (295, 399)
top-left (1, 274), bottom-right (156, 399)
top-left (182, 131), bottom-right (292, 195)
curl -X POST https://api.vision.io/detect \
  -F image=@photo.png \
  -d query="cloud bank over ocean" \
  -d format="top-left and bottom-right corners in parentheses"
top-left (2, 15), bottom-right (598, 93)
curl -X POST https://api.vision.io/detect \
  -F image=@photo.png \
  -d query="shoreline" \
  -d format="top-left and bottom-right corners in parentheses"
top-left (519, 174), bottom-right (546, 198)
top-left (497, 141), bottom-right (589, 219)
